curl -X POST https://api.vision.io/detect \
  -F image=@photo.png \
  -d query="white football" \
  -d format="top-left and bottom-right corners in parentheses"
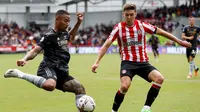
top-left (77, 95), bottom-right (96, 112)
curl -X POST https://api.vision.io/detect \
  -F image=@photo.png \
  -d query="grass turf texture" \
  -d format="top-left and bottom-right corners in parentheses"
top-left (0, 53), bottom-right (200, 112)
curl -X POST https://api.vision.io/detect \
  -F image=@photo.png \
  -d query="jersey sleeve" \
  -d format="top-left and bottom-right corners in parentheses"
top-left (38, 35), bottom-right (51, 49)
top-left (198, 26), bottom-right (200, 34)
top-left (142, 22), bottom-right (157, 34)
top-left (182, 26), bottom-right (187, 33)
top-left (107, 24), bottom-right (119, 42)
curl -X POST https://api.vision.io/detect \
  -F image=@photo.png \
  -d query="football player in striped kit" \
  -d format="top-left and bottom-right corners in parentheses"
top-left (92, 3), bottom-right (191, 112)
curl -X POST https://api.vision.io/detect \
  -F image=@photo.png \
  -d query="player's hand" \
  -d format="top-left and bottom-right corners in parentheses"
top-left (179, 40), bottom-right (191, 48)
top-left (77, 12), bottom-right (83, 22)
top-left (91, 63), bottom-right (99, 73)
top-left (189, 36), bottom-right (194, 40)
top-left (17, 59), bottom-right (27, 67)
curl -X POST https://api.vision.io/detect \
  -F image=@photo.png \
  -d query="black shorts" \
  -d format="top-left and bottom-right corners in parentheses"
top-left (152, 46), bottom-right (158, 51)
top-left (37, 63), bottom-right (74, 91)
top-left (120, 61), bottom-right (157, 82)
top-left (186, 48), bottom-right (197, 58)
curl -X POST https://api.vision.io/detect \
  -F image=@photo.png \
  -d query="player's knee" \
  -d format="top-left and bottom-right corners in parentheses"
top-left (120, 83), bottom-right (130, 92)
top-left (154, 75), bottom-right (164, 84)
top-left (42, 79), bottom-right (56, 91)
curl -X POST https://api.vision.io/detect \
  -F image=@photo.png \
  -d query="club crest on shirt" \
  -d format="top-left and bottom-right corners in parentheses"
top-left (122, 33), bottom-right (126, 36)
top-left (137, 30), bottom-right (142, 34)
top-left (122, 69), bottom-right (127, 74)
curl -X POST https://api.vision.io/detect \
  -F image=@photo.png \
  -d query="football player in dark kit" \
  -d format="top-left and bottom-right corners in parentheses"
top-left (148, 34), bottom-right (160, 61)
top-left (182, 16), bottom-right (200, 78)
top-left (4, 10), bottom-right (88, 112)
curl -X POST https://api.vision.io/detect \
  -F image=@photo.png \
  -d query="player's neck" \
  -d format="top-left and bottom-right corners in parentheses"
top-left (125, 20), bottom-right (136, 27)
top-left (190, 24), bottom-right (194, 27)
top-left (53, 27), bottom-right (58, 32)
top-left (54, 28), bottom-right (65, 33)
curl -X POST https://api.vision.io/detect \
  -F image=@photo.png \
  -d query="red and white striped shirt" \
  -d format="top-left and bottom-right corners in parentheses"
top-left (108, 20), bottom-right (157, 62)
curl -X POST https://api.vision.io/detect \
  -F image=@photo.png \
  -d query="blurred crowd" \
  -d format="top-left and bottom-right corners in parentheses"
top-left (0, 21), bottom-right (42, 47)
top-left (1, 1), bottom-right (200, 47)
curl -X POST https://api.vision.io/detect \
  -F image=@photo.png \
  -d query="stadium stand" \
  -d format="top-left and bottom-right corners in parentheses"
top-left (0, 0), bottom-right (200, 48)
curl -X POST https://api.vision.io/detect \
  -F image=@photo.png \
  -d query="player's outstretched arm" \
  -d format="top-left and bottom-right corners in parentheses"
top-left (155, 28), bottom-right (191, 47)
top-left (69, 12), bottom-right (83, 41)
top-left (17, 46), bottom-right (42, 67)
top-left (91, 39), bottom-right (112, 73)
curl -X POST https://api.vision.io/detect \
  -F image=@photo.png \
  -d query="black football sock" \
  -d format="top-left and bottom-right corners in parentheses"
top-left (112, 90), bottom-right (125, 111)
top-left (144, 82), bottom-right (161, 106)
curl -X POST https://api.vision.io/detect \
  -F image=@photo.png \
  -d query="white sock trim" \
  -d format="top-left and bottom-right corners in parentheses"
top-left (118, 89), bottom-right (126, 94)
top-left (152, 82), bottom-right (161, 87)
top-left (112, 110), bottom-right (117, 112)
top-left (143, 105), bottom-right (151, 110)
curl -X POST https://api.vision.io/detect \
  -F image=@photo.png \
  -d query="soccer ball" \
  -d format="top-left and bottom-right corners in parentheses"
top-left (77, 95), bottom-right (96, 112)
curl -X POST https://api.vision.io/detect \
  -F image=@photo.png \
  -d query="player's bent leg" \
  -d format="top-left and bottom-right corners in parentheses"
top-left (62, 79), bottom-right (86, 112)
top-left (194, 67), bottom-right (199, 76)
top-left (41, 79), bottom-right (56, 91)
top-left (188, 56), bottom-right (195, 78)
top-left (190, 57), bottom-right (199, 77)
top-left (112, 76), bottom-right (131, 112)
top-left (148, 70), bottom-right (164, 84)
top-left (120, 76), bottom-right (132, 93)
top-left (62, 79), bottom-right (86, 95)
top-left (4, 69), bottom-right (46, 88)
top-left (153, 50), bottom-right (156, 58)
top-left (141, 70), bottom-right (164, 112)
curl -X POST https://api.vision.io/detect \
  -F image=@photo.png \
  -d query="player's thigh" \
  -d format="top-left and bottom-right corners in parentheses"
top-left (137, 63), bottom-right (160, 82)
top-left (120, 76), bottom-right (132, 91)
top-left (155, 48), bottom-right (159, 54)
top-left (148, 70), bottom-right (164, 84)
top-left (186, 48), bottom-right (190, 59)
top-left (187, 48), bottom-right (196, 60)
top-left (37, 66), bottom-right (57, 89)
top-left (120, 61), bottom-right (136, 80)
top-left (37, 66), bottom-right (57, 81)
top-left (190, 48), bottom-right (197, 60)
top-left (56, 71), bottom-right (85, 94)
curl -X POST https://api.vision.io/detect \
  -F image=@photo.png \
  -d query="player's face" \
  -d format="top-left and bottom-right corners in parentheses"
top-left (123, 10), bottom-right (136, 26)
top-left (56, 14), bottom-right (70, 31)
top-left (189, 17), bottom-right (195, 26)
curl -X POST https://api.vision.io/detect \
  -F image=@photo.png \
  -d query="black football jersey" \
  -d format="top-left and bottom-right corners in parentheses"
top-left (38, 29), bottom-right (70, 71)
top-left (183, 25), bottom-right (200, 48)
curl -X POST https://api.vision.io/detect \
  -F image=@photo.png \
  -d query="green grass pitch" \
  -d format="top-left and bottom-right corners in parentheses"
top-left (1, 53), bottom-right (200, 112)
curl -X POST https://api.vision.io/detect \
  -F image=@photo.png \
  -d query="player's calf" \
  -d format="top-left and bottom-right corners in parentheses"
top-left (63, 79), bottom-right (86, 95)
top-left (194, 67), bottom-right (199, 76)
top-left (4, 69), bottom-right (47, 88)
top-left (62, 79), bottom-right (87, 112)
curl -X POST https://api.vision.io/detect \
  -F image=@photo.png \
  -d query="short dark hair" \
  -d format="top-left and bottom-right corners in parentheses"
top-left (56, 10), bottom-right (69, 16)
top-left (189, 16), bottom-right (194, 18)
top-left (123, 3), bottom-right (136, 12)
